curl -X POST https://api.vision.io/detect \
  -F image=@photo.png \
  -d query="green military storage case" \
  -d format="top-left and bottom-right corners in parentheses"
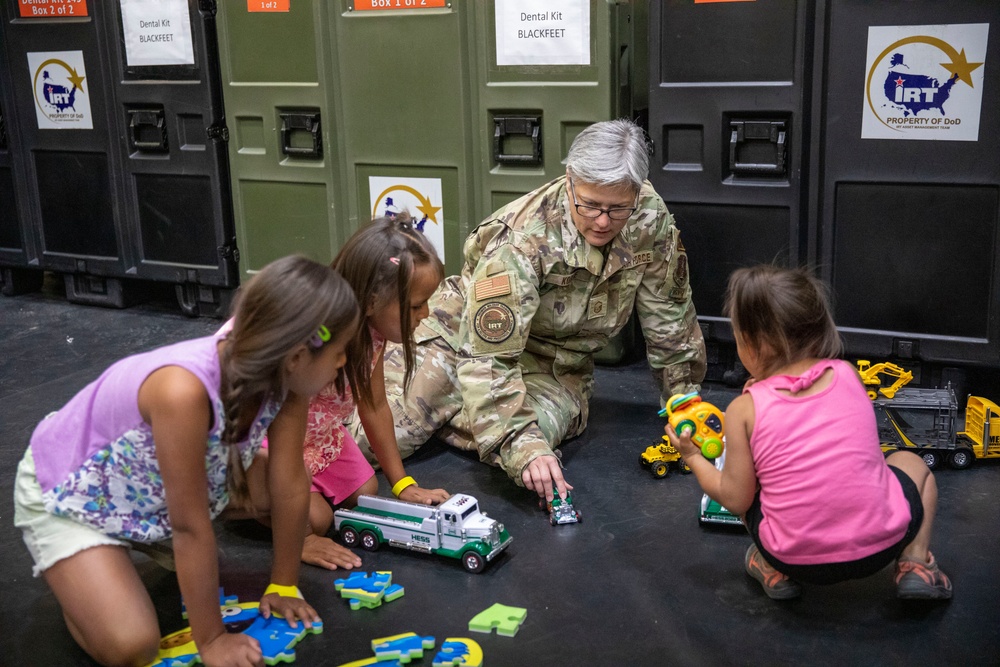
top-left (217, 0), bottom-right (645, 361)
top-left (218, 0), bottom-right (644, 274)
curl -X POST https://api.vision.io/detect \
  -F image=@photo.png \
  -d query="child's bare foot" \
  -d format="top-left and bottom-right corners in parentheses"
top-left (302, 533), bottom-right (362, 570)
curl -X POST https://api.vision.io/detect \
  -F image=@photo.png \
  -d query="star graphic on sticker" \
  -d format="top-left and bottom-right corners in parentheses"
top-left (940, 48), bottom-right (983, 87)
top-left (416, 201), bottom-right (441, 224)
top-left (67, 67), bottom-right (86, 93)
top-left (894, 76), bottom-right (905, 87)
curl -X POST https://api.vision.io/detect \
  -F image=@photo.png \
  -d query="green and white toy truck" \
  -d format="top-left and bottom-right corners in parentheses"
top-left (333, 494), bottom-right (512, 573)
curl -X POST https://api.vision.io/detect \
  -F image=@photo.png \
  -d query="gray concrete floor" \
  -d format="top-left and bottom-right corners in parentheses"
top-left (1, 286), bottom-right (999, 666)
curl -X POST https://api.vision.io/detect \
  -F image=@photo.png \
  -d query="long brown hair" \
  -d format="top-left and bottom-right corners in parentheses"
top-left (724, 265), bottom-right (843, 378)
top-left (219, 255), bottom-right (359, 508)
top-left (333, 213), bottom-right (443, 407)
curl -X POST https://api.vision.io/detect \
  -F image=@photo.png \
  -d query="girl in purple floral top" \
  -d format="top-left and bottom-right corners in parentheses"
top-left (14, 256), bottom-right (358, 667)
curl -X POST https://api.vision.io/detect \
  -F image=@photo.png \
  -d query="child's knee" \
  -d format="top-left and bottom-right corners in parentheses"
top-left (360, 475), bottom-right (378, 497)
top-left (887, 450), bottom-right (930, 479)
top-left (89, 622), bottom-right (160, 667)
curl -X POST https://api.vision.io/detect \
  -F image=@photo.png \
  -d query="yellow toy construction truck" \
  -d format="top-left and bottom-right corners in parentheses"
top-left (875, 387), bottom-right (1000, 470)
top-left (639, 435), bottom-right (690, 478)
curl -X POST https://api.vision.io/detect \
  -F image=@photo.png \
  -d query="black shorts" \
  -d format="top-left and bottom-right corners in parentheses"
top-left (744, 466), bottom-right (924, 585)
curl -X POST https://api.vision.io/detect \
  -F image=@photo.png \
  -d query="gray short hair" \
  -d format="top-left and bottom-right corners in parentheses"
top-left (566, 119), bottom-right (649, 192)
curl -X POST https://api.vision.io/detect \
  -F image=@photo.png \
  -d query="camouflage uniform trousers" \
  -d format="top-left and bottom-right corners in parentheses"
top-left (350, 334), bottom-right (587, 476)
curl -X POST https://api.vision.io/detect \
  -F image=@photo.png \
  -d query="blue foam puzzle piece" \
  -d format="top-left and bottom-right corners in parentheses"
top-left (334, 571), bottom-right (392, 594)
top-left (371, 633), bottom-right (436, 664)
top-left (432, 638), bottom-right (483, 667)
top-left (147, 591), bottom-right (323, 667)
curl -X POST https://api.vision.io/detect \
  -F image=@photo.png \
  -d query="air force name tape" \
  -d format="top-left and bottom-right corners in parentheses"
top-left (474, 302), bottom-right (515, 343)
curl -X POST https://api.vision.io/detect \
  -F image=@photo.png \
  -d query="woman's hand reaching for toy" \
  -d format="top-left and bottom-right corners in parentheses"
top-left (399, 484), bottom-right (450, 505)
top-left (199, 631), bottom-right (263, 667)
top-left (522, 455), bottom-right (573, 502)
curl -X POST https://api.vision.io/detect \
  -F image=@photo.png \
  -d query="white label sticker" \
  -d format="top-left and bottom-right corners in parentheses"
top-left (495, 0), bottom-right (590, 66)
top-left (369, 176), bottom-right (446, 264)
top-left (120, 0), bottom-right (195, 67)
top-left (862, 23), bottom-right (988, 141)
top-left (27, 51), bottom-right (93, 130)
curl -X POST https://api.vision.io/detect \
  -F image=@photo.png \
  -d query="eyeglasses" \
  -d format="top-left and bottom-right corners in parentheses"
top-left (568, 178), bottom-right (638, 221)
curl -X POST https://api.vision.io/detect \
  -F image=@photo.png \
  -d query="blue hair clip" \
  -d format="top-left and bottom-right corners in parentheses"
top-left (309, 325), bottom-right (332, 348)
top-left (415, 216), bottom-right (427, 233)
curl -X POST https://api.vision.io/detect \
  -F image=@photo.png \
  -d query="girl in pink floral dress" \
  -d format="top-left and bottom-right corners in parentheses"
top-left (302, 214), bottom-right (450, 570)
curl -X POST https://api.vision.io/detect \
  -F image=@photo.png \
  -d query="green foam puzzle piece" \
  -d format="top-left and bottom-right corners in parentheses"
top-left (468, 603), bottom-right (527, 637)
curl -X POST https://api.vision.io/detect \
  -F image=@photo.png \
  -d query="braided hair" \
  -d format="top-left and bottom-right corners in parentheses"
top-left (333, 213), bottom-right (444, 407)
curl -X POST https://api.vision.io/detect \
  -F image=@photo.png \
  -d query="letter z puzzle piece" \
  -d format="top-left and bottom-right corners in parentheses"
top-left (468, 603), bottom-right (527, 637)
top-left (371, 632), bottom-right (436, 664)
top-left (432, 637), bottom-right (484, 667)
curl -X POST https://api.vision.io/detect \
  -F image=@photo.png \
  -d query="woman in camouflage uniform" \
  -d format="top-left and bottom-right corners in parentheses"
top-left (355, 119), bottom-right (706, 502)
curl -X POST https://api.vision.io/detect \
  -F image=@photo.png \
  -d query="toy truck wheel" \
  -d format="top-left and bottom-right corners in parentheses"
top-left (461, 551), bottom-right (485, 573)
top-left (340, 526), bottom-right (360, 548)
top-left (920, 450), bottom-right (940, 470)
top-left (639, 454), bottom-right (648, 467)
top-left (360, 529), bottom-right (380, 552)
top-left (949, 447), bottom-right (975, 470)
top-left (651, 461), bottom-right (669, 478)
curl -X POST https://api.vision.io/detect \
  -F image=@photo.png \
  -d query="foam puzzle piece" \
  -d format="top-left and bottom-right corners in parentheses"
top-left (146, 592), bottom-right (323, 667)
top-left (334, 571), bottom-right (393, 602)
top-left (468, 603), bottom-right (527, 637)
top-left (348, 597), bottom-right (383, 611)
top-left (336, 658), bottom-right (403, 667)
top-left (334, 571), bottom-right (405, 611)
top-left (432, 638), bottom-right (484, 667)
top-left (383, 583), bottom-right (405, 602)
top-left (371, 632), bottom-right (436, 664)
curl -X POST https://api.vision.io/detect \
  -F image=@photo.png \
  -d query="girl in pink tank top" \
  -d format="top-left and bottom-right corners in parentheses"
top-left (666, 265), bottom-right (952, 601)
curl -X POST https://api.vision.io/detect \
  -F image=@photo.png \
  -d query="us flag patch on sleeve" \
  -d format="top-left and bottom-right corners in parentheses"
top-left (474, 274), bottom-right (511, 301)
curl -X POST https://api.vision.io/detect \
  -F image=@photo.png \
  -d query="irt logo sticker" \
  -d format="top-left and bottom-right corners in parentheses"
top-left (27, 51), bottom-right (93, 130)
top-left (862, 23), bottom-right (988, 142)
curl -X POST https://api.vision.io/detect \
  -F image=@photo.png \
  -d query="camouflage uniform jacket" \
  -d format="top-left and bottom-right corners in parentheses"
top-left (420, 176), bottom-right (706, 479)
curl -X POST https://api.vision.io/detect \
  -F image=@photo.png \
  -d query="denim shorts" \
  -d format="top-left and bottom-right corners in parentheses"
top-left (744, 466), bottom-right (924, 585)
top-left (13, 447), bottom-right (127, 577)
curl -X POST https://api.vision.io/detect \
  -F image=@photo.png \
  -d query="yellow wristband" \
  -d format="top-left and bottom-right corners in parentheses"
top-left (264, 583), bottom-right (302, 599)
top-left (391, 475), bottom-right (417, 498)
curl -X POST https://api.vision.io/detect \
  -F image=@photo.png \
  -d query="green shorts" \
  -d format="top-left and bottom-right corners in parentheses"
top-left (13, 447), bottom-right (127, 577)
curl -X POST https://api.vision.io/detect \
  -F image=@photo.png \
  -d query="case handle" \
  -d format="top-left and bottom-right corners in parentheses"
top-left (729, 120), bottom-right (786, 176)
top-left (128, 107), bottom-right (168, 153)
top-left (280, 111), bottom-right (322, 158)
top-left (493, 115), bottom-right (542, 166)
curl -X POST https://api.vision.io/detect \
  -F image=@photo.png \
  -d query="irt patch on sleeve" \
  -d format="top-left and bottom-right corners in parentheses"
top-left (474, 302), bottom-right (516, 343)
top-left (474, 274), bottom-right (511, 301)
